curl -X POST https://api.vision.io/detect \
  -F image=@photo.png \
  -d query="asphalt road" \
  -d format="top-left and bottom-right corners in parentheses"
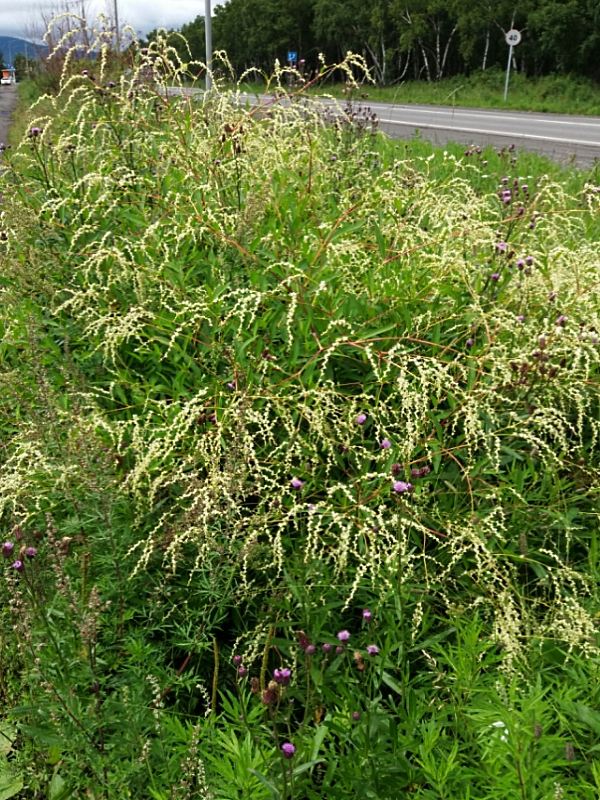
top-left (0, 85), bottom-right (17, 153)
top-left (173, 87), bottom-right (600, 167)
top-left (368, 102), bottom-right (600, 167)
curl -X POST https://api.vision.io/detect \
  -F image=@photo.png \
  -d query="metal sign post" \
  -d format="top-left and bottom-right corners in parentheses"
top-left (503, 29), bottom-right (522, 101)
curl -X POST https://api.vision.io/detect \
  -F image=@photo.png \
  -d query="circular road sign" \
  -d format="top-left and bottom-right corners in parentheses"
top-left (505, 29), bottom-right (522, 46)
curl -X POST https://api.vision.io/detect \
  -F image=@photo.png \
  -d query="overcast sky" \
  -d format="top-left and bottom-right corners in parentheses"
top-left (0, 1), bottom-right (220, 40)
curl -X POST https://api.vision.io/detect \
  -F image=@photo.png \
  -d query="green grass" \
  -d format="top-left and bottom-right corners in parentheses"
top-left (242, 68), bottom-right (600, 115)
top-left (0, 42), bottom-right (599, 799)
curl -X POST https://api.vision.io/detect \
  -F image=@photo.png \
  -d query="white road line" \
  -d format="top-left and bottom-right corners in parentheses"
top-left (376, 118), bottom-right (600, 147)
top-left (179, 90), bottom-right (600, 150)
top-left (369, 105), bottom-right (600, 129)
top-left (180, 91), bottom-right (600, 130)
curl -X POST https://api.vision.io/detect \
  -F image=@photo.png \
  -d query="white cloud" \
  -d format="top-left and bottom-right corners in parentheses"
top-left (119, 0), bottom-right (211, 35)
top-left (0, 0), bottom-right (221, 40)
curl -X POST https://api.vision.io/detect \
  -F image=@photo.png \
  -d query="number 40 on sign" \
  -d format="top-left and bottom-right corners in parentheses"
top-left (504, 29), bottom-right (522, 101)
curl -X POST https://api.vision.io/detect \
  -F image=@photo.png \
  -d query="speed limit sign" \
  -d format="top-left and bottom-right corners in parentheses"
top-left (504, 29), bottom-right (522, 99)
top-left (505, 29), bottom-right (522, 46)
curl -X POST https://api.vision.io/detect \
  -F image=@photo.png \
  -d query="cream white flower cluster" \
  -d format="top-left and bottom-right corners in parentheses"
top-left (1, 41), bottom-right (598, 669)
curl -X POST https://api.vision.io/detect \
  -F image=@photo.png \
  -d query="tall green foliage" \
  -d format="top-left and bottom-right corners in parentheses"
top-left (200, 0), bottom-right (600, 83)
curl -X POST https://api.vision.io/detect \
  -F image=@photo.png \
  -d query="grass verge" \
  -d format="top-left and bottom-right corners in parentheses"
top-left (256, 69), bottom-right (600, 116)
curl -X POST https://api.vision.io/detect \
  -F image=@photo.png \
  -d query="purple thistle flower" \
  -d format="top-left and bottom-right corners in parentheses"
top-left (496, 241), bottom-right (508, 253)
top-left (2, 541), bottom-right (14, 558)
top-left (411, 465), bottom-right (431, 478)
top-left (322, 642), bottom-right (333, 653)
top-left (24, 546), bottom-right (37, 558)
top-left (281, 742), bottom-right (296, 759)
top-left (337, 630), bottom-right (350, 642)
top-left (380, 438), bottom-right (392, 450)
top-left (305, 644), bottom-right (316, 655)
top-left (366, 644), bottom-right (380, 656)
top-left (11, 560), bottom-right (24, 572)
top-left (393, 480), bottom-right (412, 494)
top-left (556, 315), bottom-right (568, 327)
top-left (237, 666), bottom-right (248, 677)
top-left (465, 338), bottom-right (474, 348)
top-left (290, 477), bottom-right (304, 490)
top-left (335, 645), bottom-right (344, 655)
top-left (273, 668), bottom-right (292, 685)
top-left (355, 413), bottom-right (367, 425)
top-left (491, 272), bottom-right (501, 282)
top-left (261, 686), bottom-right (278, 705)
top-left (352, 711), bottom-right (361, 721)
top-left (362, 608), bottom-right (372, 622)
top-left (516, 258), bottom-right (525, 270)
top-left (525, 255), bottom-right (534, 266)
top-left (28, 127), bottom-right (42, 138)
top-left (232, 655), bottom-right (242, 666)
top-left (516, 314), bottom-right (525, 323)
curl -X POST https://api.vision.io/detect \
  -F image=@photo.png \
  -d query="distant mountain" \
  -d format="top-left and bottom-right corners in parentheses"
top-left (0, 36), bottom-right (47, 64)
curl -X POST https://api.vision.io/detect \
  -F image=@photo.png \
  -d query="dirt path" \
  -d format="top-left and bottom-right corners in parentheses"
top-left (0, 85), bottom-right (18, 151)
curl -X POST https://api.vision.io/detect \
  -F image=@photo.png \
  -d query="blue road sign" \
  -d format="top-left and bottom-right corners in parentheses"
top-left (287, 51), bottom-right (297, 63)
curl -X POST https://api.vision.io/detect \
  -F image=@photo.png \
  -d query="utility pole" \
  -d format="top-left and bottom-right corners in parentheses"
top-left (113, 0), bottom-right (120, 52)
top-left (205, 0), bottom-right (212, 89)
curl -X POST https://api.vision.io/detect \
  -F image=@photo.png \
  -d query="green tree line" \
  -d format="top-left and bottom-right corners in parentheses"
top-left (146, 0), bottom-right (600, 84)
